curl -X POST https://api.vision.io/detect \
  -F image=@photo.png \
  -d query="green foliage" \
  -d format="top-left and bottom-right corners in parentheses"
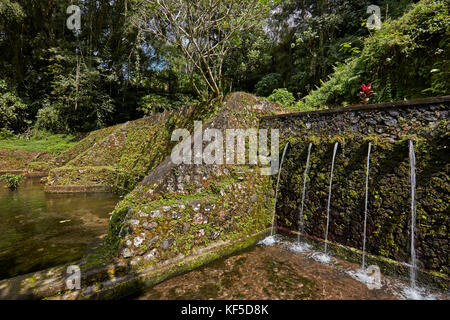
top-left (0, 173), bottom-right (24, 190)
top-left (0, 128), bottom-right (14, 139)
top-left (134, 0), bottom-right (273, 99)
top-left (34, 101), bottom-right (63, 132)
top-left (0, 0), bottom-right (200, 134)
top-left (223, 28), bottom-right (272, 92)
top-left (0, 0), bottom-right (445, 133)
top-left (295, 0), bottom-right (449, 110)
top-left (0, 79), bottom-right (30, 132)
top-left (42, 46), bottom-right (116, 132)
top-left (266, 88), bottom-right (295, 108)
top-left (293, 100), bottom-right (327, 112)
top-left (139, 94), bottom-right (172, 114)
top-left (138, 93), bottom-right (198, 115)
top-left (254, 73), bottom-right (283, 97)
top-left (223, 0), bottom-right (418, 99)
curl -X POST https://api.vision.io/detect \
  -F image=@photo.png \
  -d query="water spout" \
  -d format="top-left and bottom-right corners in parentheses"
top-left (298, 143), bottom-right (313, 244)
top-left (270, 142), bottom-right (290, 237)
top-left (409, 140), bottom-right (417, 288)
top-left (324, 142), bottom-right (339, 255)
top-left (362, 142), bottom-right (372, 269)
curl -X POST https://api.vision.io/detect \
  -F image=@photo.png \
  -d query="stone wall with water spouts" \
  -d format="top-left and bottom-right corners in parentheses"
top-left (260, 96), bottom-right (449, 280)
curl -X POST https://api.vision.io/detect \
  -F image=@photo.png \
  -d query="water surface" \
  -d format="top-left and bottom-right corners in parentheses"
top-left (134, 238), bottom-right (448, 300)
top-left (0, 178), bottom-right (119, 279)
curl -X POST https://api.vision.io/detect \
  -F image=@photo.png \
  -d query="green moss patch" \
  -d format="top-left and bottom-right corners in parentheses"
top-left (276, 122), bottom-right (449, 275)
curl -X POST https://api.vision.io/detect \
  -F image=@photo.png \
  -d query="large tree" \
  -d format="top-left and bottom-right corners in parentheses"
top-left (130, 0), bottom-right (274, 100)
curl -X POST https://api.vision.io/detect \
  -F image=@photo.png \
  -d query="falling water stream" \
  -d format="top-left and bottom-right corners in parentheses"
top-left (297, 143), bottom-right (313, 244)
top-left (257, 138), bottom-right (440, 299)
top-left (362, 142), bottom-right (372, 269)
top-left (324, 142), bottom-right (339, 255)
top-left (409, 140), bottom-right (417, 288)
top-left (270, 142), bottom-right (290, 237)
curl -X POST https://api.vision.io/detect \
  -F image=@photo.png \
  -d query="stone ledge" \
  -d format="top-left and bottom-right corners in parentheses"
top-left (0, 170), bottom-right (48, 178)
top-left (277, 226), bottom-right (449, 291)
top-left (79, 229), bottom-right (271, 300)
top-left (0, 229), bottom-right (270, 300)
top-left (0, 262), bottom-right (76, 300)
top-left (262, 95), bottom-right (450, 120)
top-left (44, 185), bottom-right (111, 193)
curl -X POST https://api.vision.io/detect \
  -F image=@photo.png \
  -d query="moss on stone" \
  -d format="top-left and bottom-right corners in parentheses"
top-left (275, 120), bottom-right (449, 277)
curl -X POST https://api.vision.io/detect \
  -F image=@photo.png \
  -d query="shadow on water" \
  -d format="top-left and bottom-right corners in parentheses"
top-left (0, 178), bottom-right (120, 280)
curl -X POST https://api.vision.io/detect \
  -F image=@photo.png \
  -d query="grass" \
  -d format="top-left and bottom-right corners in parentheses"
top-left (0, 134), bottom-right (78, 153)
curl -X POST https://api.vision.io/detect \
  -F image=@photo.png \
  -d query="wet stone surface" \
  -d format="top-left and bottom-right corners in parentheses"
top-left (133, 244), bottom-right (416, 300)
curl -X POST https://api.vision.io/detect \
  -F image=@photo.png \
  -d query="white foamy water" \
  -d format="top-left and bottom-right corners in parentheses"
top-left (347, 269), bottom-right (373, 284)
top-left (345, 268), bottom-right (383, 290)
top-left (395, 284), bottom-right (439, 300)
top-left (259, 236), bottom-right (278, 246)
top-left (289, 242), bottom-right (312, 253)
top-left (310, 252), bottom-right (333, 264)
top-left (257, 236), bottom-right (447, 300)
top-left (345, 268), bottom-right (443, 300)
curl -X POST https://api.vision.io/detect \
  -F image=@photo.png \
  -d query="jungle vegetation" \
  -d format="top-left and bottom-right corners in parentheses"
top-left (0, 0), bottom-right (447, 137)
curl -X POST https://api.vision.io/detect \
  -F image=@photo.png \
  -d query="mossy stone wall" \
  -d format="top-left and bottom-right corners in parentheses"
top-left (260, 96), bottom-right (449, 276)
top-left (103, 92), bottom-right (283, 275)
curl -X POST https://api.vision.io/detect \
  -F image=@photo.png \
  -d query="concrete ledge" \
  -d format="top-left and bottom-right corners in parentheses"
top-left (0, 229), bottom-right (270, 300)
top-left (0, 262), bottom-right (76, 300)
top-left (80, 229), bottom-right (271, 300)
top-left (262, 95), bottom-right (450, 120)
top-left (277, 226), bottom-right (449, 291)
top-left (44, 185), bottom-right (111, 193)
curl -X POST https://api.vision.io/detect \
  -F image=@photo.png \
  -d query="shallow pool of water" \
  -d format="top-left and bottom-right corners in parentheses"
top-left (0, 178), bottom-right (120, 280)
top-left (134, 237), bottom-right (448, 300)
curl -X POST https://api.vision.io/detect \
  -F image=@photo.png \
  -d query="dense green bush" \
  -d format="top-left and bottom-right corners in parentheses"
top-left (254, 73), bottom-right (283, 97)
top-left (266, 88), bottom-right (295, 108)
top-left (0, 173), bottom-right (24, 191)
top-left (139, 94), bottom-right (171, 114)
top-left (45, 48), bottom-right (116, 132)
top-left (0, 128), bottom-right (14, 139)
top-left (34, 101), bottom-right (64, 133)
top-left (0, 0), bottom-right (444, 133)
top-left (295, 0), bottom-right (449, 110)
top-left (138, 93), bottom-right (198, 115)
top-left (0, 79), bottom-right (29, 132)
